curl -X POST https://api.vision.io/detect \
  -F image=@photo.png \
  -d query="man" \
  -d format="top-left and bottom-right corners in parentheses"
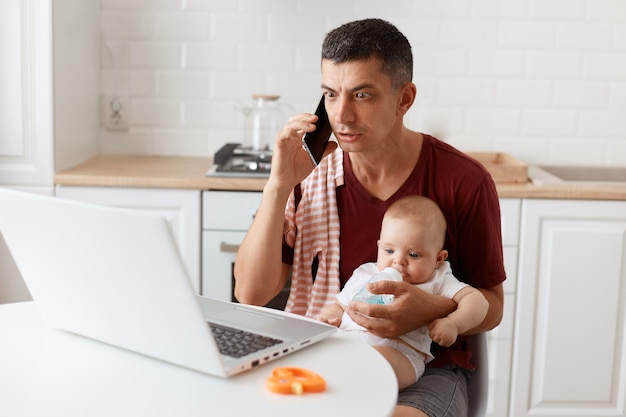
top-left (234, 18), bottom-right (505, 417)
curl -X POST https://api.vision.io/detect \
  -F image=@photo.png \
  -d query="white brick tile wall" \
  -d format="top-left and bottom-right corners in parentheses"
top-left (499, 22), bottom-right (555, 49)
top-left (466, 109), bottom-right (521, 135)
top-left (527, 52), bottom-right (583, 79)
top-left (267, 73), bottom-right (322, 103)
top-left (523, 110), bottom-right (578, 136)
top-left (606, 141), bottom-right (626, 165)
top-left (130, 42), bottom-right (181, 68)
top-left (356, 0), bottom-right (414, 15)
top-left (157, 71), bottom-right (209, 99)
top-left (610, 84), bottom-right (626, 110)
top-left (529, 0), bottom-right (585, 20)
top-left (614, 25), bottom-right (626, 50)
top-left (295, 45), bottom-right (323, 72)
top-left (184, 42), bottom-right (238, 70)
top-left (267, 15), bottom-right (325, 43)
top-left (470, 50), bottom-right (525, 77)
top-left (211, 72), bottom-right (267, 99)
top-left (438, 79), bottom-right (496, 105)
top-left (132, 99), bottom-right (181, 127)
top-left (239, 43), bottom-right (296, 71)
top-left (580, 111), bottom-right (626, 137)
top-left (210, 13), bottom-right (267, 42)
top-left (586, 0), bottom-right (626, 22)
top-left (101, 11), bottom-right (155, 39)
top-left (493, 137), bottom-right (550, 164)
top-left (414, 49), bottom-right (470, 77)
top-left (497, 81), bottom-right (553, 107)
top-left (100, 0), bottom-right (626, 165)
top-left (395, 19), bottom-right (440, 47)
top-left (184, 100), bottom-right (235, 128)
top-left (185, 0), bottom-right (237, 12)
top-left (441, 21), bottom-right (498, 47)
top-left (300, 0), bottom-right (354, 15)
top-left (103, 0), bottom-right (180, 11)
top-left (549, 138), bottom-right (606, 165)
top-left (557, 22), bottom-right (612, 50)
top-left (471, 0), bottom-right (526, 18)
top-left (554, 82), bottom-right (609, 108)
top-left (585, 53), bottom-right (626, 80)
top-left (239, 0), bottom-right (296, 13)
top-left (101, 70), bottom-right (141, 96)
top-left (149, 128), bottom-right (211, 156)
top-left (155, 12), bottom-right (210, 39)
top-left (414, 0), bottom-right (472, 18)
top-left (414, 108), bottom-right (467, 137)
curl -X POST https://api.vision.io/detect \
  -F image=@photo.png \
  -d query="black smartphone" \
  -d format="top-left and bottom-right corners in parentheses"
top-left (302, 96), bottom-right (332, 165)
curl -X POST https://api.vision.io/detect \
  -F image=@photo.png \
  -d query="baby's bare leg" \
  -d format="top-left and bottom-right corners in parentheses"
top-left (373, 346), bottom-right (417, 391)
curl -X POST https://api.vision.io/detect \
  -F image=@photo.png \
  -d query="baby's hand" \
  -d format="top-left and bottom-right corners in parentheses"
top-left (428, 317), bottom-right (458, 347)
top-left (318, 315), bottom-right (342, 328)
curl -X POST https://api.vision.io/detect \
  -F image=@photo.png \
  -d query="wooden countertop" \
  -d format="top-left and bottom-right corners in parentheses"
top-left (494, 182), bottom-right (626, 200)
top-left (54, 155), bottom-right (626, 200)
top-left (54, 155), bottom-right (267, 191)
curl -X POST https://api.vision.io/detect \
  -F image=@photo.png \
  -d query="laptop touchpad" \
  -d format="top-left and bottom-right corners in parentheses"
top-left (214, 307), bottom-right (283, 328)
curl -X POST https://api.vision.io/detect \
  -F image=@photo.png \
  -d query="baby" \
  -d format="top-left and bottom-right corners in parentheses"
top-left (319, 196), bottom-right (489, 390)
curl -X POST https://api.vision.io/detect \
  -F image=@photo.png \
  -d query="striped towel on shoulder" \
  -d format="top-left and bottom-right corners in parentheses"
top-left (283, 147), bottom-right (344, 318)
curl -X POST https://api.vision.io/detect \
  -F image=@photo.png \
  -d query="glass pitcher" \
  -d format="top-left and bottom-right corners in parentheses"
top-left (243, 95), bottom-right (292, 151)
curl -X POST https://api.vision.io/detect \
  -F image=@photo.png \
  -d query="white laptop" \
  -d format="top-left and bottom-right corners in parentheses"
top-left (0, 188), bottom-right (335, 377)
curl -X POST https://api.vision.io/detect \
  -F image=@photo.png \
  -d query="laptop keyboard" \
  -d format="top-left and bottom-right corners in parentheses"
top-left (208, 322), bottom-right (283, 358)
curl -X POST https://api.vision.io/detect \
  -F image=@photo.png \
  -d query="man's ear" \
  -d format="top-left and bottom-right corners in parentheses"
top-left (397, 82), bottom-right (416, 116)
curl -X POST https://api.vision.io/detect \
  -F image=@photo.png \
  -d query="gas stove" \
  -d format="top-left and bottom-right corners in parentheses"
top-left (206, 143), bottom-right (272, 178)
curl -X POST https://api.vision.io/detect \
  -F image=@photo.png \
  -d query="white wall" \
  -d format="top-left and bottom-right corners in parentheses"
top-left (53, 0), bottom-right (102, 173)
top-left (100, 0), bottom-right (626, 166)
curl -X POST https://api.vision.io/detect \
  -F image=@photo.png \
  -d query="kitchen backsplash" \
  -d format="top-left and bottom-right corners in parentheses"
top-left (100, 0), bottom-right (626, 166)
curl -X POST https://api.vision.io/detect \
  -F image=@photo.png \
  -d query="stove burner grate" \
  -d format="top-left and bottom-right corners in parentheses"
top-left (208, 143), bottom-right (272, 177)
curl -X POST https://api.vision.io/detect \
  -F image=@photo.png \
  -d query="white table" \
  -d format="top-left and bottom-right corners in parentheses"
top-left (0, 302), bottom-right (397, 417)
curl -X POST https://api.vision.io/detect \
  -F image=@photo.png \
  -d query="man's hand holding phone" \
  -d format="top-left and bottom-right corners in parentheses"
top-left (266, 96), bottom-right (336, 193)
top-left (302, 96), bottom-right (333, 166)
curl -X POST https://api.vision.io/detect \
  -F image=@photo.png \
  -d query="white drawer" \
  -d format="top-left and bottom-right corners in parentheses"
top-left (202, 230), bottom-right (245, 300)
top-left (485, 338), bottom-right (512, 417)
top-left (499, 198), bottom-right (520, 246)
top-left (502, 246), bottom-right (517, 294)
top-left (203, 191), bottom-right (262, 231)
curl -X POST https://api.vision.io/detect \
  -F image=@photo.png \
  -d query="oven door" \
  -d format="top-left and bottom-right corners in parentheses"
top-left (202, 230), bottom-right (289, 310)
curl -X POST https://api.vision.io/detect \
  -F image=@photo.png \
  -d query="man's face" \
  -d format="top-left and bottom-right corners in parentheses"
top-left (320, 58), bottom-right (405, 154)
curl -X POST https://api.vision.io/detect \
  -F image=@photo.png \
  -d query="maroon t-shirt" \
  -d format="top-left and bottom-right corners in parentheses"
top-left (284, 135), bottom-right (506, 368)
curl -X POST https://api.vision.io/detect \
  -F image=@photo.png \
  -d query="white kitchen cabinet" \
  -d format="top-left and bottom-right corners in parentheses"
top-left (511, 199), bottom-right (626, 417)
top-left (0, 0), bottom-right (100, 303)
top-left (1, 0), bottom-right (53, 187)
top-left (486, 198), bottom-right (520, 417)
top-left (55, 186), bottom-right (201, 293)
top-left (202, 190), bottom-right (290, 309)
top-left (202, 190), bottom-right (262, 301)
top-left (0, 0), bottom-right (99, 187)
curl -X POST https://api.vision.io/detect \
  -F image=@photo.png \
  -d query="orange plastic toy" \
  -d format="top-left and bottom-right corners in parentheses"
top-left (266, 367), bottom-right (326, 395)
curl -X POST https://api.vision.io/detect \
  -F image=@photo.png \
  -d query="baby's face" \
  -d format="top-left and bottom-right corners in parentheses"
top-left (376, 217), bottom-right (444, 285)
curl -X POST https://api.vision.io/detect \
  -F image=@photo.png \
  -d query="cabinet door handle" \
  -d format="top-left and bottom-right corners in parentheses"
top-left (220, 242), bottom-right (240, 253)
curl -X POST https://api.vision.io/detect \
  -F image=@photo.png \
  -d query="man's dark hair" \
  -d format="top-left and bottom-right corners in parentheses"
top-left (321, 18), bottom-right (413, 89)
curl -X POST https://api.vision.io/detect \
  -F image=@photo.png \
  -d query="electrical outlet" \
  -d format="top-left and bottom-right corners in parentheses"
top-left (102, 94), bottom-right (130, 131)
